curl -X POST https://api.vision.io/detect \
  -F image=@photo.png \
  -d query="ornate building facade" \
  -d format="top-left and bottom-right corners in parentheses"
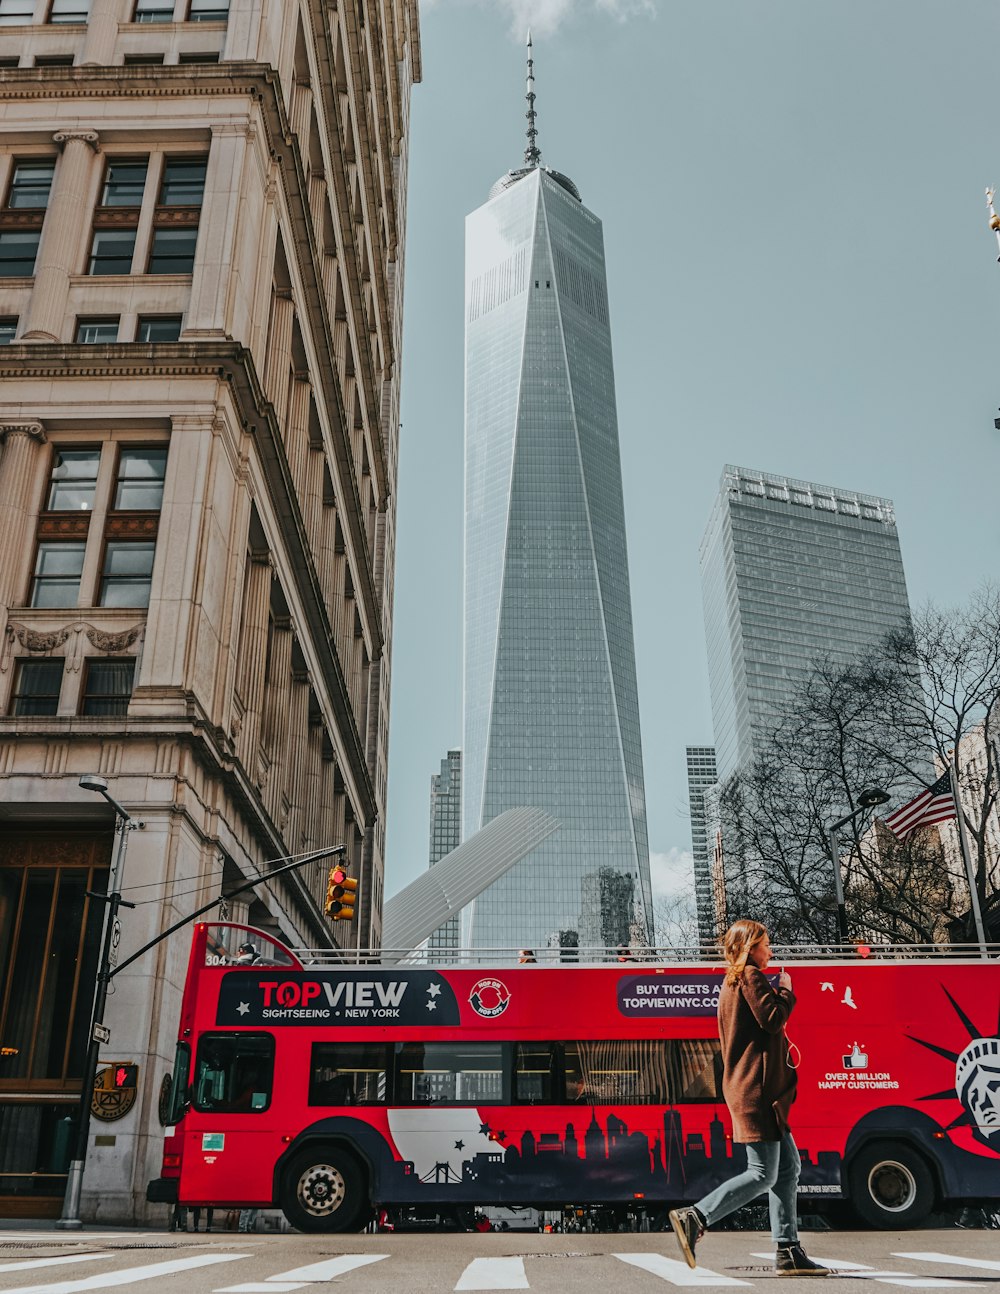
top-left (0, 0), bottom-right (420, 1220)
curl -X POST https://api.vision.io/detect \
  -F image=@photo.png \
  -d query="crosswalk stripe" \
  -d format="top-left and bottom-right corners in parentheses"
top-left (270, 1254), bottom-right (390, 1280)
top-left (614, 1253), bottom-right (751, 1286)
top-left (894, 1253), bottom-right (1000, 1274)
top-left (213, 1285), bottom-right (308, 1293)
top-left (0, 1257), bottom-right (109, 1275)
top-left (454, 1256), bottom-right (529, 1290)
top-left (2, 1251), bottom-right (250, 1294)
top-left (749, 1253), bottom-right (973, 1285)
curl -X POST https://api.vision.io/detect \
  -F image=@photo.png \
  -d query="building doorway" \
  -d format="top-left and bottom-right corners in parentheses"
top-left (0, 827), bottom-right (110, 1217)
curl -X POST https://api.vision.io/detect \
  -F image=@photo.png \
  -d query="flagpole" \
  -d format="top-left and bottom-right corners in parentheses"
top-left (950, 754), bottom-right (988, 957)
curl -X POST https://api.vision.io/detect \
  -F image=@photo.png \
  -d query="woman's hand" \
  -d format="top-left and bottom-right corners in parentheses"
top-left (778, 969), bottom-right (793, 992)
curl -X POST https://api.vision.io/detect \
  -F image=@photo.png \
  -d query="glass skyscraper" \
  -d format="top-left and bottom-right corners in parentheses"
top-left (427, 750), bottom-right (461, 952)
top-left (700, 465), bottom-right (915, 783)
top-left (686, 746), bottom-right (718, 941)
top-left (462, 45), bottom-right (651, 949)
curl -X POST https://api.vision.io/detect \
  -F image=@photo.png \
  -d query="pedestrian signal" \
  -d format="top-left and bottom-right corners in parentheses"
top-left (324, 866), bottom-right (357, 920)
top-left (112, 1063), bottom-right (138, 1089)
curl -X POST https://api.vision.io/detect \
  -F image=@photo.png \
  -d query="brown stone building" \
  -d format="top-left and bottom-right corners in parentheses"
top-left (0, 0), bottom-right (420, 1220)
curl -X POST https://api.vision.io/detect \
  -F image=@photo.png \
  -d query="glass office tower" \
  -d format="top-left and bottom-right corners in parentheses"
top-left (700, 465), bottom-right (915, 782)
top-left (462, 103), bottom-right (651, 949)
top-left (427, 750), bottom-right (461, 952)
top-left (686, 746), bottom-right (718, 942)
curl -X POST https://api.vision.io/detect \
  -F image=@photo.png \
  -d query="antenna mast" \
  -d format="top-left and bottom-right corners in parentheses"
top-left (524, 31), bottom-right (541, 168)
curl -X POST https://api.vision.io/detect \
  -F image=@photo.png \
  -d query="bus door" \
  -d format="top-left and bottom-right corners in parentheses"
top-left (180, 1031), bottom-right (278, 1205)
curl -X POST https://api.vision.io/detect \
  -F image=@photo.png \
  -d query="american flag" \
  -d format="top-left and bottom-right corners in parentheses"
top-left (883, 771), bottom-right (956, 838)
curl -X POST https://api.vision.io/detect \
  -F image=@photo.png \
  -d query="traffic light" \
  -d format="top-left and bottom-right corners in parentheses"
top-left (324, 866), bottom-right (357, 920)
top-left (113, 1063), bottom-right (138, 1089)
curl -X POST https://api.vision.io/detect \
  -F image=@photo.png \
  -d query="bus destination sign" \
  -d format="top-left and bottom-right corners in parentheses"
top-left (216, 970), bottom-right (461, 1027)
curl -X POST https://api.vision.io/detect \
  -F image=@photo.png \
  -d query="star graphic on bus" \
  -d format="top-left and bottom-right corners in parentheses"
top-left (426, 999), bottom-right (437, 1011)
top-left (907, 986), bottom-right (1000, 1153)
top-left (427, 982), bottom-right (442, 997)
top-left (237, 1001), bottom-right (250, 1016)
top-left (479, 1121), bottom-right (491, 1136)
top-left (455, 1140), bottom-right (465, 1151)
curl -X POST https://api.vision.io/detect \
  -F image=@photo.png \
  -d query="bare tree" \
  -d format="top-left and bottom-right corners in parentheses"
top-left (716, 585), bottom-right (1000, 945)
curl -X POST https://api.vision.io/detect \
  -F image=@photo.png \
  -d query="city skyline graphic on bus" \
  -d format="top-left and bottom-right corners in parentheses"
top-left (908, 986), bottom-right (1000, 1154)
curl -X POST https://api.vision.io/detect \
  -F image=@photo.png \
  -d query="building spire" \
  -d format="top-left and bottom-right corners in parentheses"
top-left (987, 187), bottom-right (1000, 261)
top-left (524, 30), bottom-right (541, 168)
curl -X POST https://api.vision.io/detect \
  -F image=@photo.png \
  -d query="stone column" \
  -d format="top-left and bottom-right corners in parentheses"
top-left (81, 0), bottom-right (125, 66)
top-left (0, 422), bottom-right (46, 609)
top-left (261, 615), bottom-right (293, 822)
top-left (21, 131), bottom-right (101, 343)
top-left (183, 125), bottom-right (250, 338)
top-left (262, 292), bottom-right (294, 421)
top-left (235, 550), bottom-right (271, 781)
top-left (286, 373), bottom-right (311, 503)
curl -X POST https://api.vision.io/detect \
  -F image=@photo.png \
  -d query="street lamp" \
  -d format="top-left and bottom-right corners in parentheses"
top-left (57, 775), bottom-right (142, 1230)
top-left (826, 787), bottom-right (890, 944)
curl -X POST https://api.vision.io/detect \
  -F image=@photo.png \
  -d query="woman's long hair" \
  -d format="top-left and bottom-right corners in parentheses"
top-left (722, 919), bottom-right (768, 987)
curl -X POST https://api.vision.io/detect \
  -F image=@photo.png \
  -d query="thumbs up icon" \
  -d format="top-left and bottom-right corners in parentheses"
top-left (843, 1042), bottom-right (869, 1070)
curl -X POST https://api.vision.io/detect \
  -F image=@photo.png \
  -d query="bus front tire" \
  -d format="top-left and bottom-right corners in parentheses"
top-left (848, 1140), bottom-right (936, 1228)
top-left (279, 1145), bottom-right (368, 1233)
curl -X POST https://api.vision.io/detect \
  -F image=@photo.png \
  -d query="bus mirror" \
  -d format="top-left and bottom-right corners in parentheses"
top-left (324, 867), bottom-right (358, 921)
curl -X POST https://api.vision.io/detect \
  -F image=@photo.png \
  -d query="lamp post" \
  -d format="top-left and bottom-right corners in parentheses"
top-left (826, 786), bottom-right (890, 944)
top-left (57, 775), bottom-right (142, 1230)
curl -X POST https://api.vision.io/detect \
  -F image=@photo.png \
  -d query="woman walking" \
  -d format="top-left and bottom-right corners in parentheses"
top-left (668, 920), bottom-right (827, 1277)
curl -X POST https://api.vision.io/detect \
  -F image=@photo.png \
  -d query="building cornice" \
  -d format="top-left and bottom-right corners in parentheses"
top-left (0, 341), bottom-right (377, 826)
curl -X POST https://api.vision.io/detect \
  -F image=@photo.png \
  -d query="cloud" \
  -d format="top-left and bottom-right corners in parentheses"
top-left (649, 847), bottom-right (694, 901)
top-left (422, 0), bottom-right (657, 39)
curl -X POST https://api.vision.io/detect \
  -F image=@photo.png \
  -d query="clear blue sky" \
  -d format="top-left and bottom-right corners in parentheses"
top-left (385, 0), bottom-right (1000, 901)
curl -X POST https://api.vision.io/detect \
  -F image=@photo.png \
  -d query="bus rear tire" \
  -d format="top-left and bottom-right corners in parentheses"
top-left (848, 1140), bottom-right (936, 1228)
top-left (279, 1145), bottom-right (368, 1233)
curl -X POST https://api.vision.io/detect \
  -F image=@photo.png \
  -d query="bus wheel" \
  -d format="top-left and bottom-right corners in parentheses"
top-left (280, 1146), bottom-right (368, 1233)
top-left (848, 1141), bottom-right (935, 1228)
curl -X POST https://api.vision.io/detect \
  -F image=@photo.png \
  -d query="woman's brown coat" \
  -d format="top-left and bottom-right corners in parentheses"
top-left (717, 965), bottom-right (797, 1143)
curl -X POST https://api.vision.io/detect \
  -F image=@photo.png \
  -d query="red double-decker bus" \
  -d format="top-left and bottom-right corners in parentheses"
top-left (147, 923), bottom-right (1000, 1232)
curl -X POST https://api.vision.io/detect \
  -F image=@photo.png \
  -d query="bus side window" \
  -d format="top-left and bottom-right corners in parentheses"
top-left (309, 1042), bottom-right (389, 1105)
top-left (672, 1039), bottom-right (722, 1101)
top-left (192, 1032), bottom-right (275, 1114)
top-left (513, 1042), bottom-right (555, 1104)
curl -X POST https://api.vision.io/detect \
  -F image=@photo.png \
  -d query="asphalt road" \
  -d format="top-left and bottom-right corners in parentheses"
top-left (0, 1227), bottom-right (997, 1293)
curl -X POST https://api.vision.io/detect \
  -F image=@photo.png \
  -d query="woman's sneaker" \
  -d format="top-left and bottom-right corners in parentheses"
top-left (668, 1207), bottom-right (704, 1269)
top-left (775, 1244), bottom-right (828, 1276)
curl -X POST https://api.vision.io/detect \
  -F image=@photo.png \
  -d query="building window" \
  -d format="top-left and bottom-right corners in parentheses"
top-left (188, 0), bottom-right (228, 19)
top-left (30, 541), bottom-right (86, 608)
top-left (114, 446), bottom-right (167, 509)
top-left (80, 658), bottom-right (135, 716)
top-left (7, 160), bottom-right (55, 209)
top-left (177, 50), bottom-right (219, 62)
top-left (147, 227), bottom-right (197, 274)
top-left (99, 540), bottom-right (155, 607)
top-left (48, 0), bottom-right (89, 18)
top-left (146, 157), bottom-right (205, 275)
top-left (34, 54), bottom-right (75, 65)
top-left (101, 158), bottom-right (148, 205)
top-left (123, 52), bottom-right (165, 63)
top-left (0, 317), bottom-right (17, 343)
top-left (47, 447), bottom-right (100, 509)
top-left (88, 228), bottom-right (136, 275)
top-left (0, 232), bottom-right (40, 276)
top-left (136, 314), bottom-right (181, 341)
top-left (0, 0), bottom-right (33, 24)
top-left (133, 0), bottom-right (173, 20)
top-left (158, 157), bottom-right (206, 205)
top-left (10, 659), bottom-right (64, 716)
top-left (75, 317), bottom-right (119, 344)
top-left (0, 54), bottom-right (20, 64)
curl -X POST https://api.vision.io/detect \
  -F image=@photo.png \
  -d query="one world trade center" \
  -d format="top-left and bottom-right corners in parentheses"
top-left (463, 40), bottom-right (652, 950)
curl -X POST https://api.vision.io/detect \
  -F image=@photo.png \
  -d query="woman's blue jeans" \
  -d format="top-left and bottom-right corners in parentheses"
top-left (694, 1131), bottom-right (800, 1245)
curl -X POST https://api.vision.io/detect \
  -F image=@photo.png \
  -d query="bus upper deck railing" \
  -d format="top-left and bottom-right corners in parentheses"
top-left (287, 942), bottom-right (1000, 967)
